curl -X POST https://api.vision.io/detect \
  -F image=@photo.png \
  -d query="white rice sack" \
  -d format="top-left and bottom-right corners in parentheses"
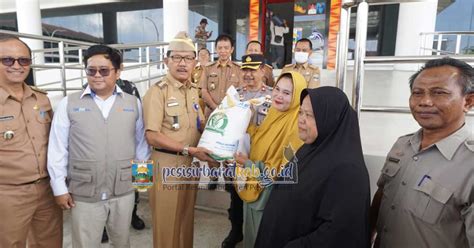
top-left (198, 86), bottom-right (263, 161)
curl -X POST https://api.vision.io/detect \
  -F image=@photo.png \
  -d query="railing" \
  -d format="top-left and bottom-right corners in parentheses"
top-left (336, 0), bottom-right (474, 118)
top-left (420, 31), bottom-right (474, 55)
top-left (0, 29), bottom-right (216, 96)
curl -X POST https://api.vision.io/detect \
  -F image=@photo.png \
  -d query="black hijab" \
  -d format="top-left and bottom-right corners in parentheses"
top-left (296, 86), bottom-right (365, 172)
top-left (255, 87), bottom-right (370, 248)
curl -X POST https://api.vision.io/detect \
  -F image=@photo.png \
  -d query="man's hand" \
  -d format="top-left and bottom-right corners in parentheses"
top-left (55, 193), bottom-right (75, 210)
top-left (189, 147), bottom-right (216, 163)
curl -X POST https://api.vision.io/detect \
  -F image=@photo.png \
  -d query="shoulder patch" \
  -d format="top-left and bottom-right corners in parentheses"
top-left (283, 64), bottom-right (294, 68)
top-left (264, 64), bottom-right (273, 69)
top-left (206, 61), bottom-right (217, 67)
top-left (30, 86), bottom-right (47, 95)
top-left (156, 80), bottom-right (168, 89)
top-left (231, 61), bottom-right (241, 67)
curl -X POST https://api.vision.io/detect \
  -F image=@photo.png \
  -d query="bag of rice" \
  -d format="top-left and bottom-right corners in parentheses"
top-left (198, 86), bottom-right (263, 161)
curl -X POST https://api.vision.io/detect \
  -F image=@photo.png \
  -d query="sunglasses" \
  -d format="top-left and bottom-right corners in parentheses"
top-left (1, 57), bottom-right (32, 67)
top-left (85, 67), bottom-right (116, 77)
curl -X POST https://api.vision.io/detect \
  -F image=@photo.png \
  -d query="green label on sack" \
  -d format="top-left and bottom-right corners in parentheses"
top-left (205, 112), bottom-right (228, 136)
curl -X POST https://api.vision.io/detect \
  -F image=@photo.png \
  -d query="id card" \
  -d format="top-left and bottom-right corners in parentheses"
top-left (131, 160), bottom-right (154, 192)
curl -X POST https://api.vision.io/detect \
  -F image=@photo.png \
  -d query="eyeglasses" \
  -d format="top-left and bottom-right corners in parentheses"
top-left (169, 55), bottom-right (196, 64)
top-left (0, 57), bottom-right (32, 67)
top-left (85, 67), bottom-right (116, 77)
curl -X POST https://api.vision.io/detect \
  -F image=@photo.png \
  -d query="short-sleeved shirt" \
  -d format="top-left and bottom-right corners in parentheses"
top-left (0, 83), bottom-right (52, 185)
top-left (376, 125), bottom-right (474, 248)
top-left (200, 60), bottom-right (241, 107)
top-left (142, 74), bottom-right (204, 148)
top-left (281, 62), bottom-right (320, 88)
top-left (238, 85), bottom-right (272, 126)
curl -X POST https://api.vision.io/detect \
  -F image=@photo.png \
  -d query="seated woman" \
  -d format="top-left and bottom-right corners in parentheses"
top-left (255, 87), bottom-right (371, 248)
top-left (234, 71), bottom-right (307, 248)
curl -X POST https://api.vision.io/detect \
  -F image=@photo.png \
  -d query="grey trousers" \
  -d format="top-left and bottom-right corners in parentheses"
top-left (71, 193), bottom-right (134, 248)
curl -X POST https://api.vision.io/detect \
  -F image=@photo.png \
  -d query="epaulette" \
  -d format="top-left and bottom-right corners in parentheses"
top-left (30, 86), bottom-right (47, 94)
top-left (309, 64), bottom-right (320, 71)
top-left (264, 64), bottom-right (273, 69)
top-left (231, 61), bottom-right (241, 67)
top-left (190, 82), bottom-right (198, 88)
top-left (205, 61), bottom-right (217, 67)
top-left (283, 64), bottom-right (294, 68)
top-left (155, 80), bottom-right (168, 89)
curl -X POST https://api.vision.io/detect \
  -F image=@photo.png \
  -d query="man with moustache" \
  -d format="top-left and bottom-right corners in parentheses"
top-left (0, 34), bottom-right (62, 248)
top-left (370, 57), bottom-right (474, 248)
top-left (221, 54), bottom-right (273, 248)
top-left (143, 31), bottom-right (216, 248)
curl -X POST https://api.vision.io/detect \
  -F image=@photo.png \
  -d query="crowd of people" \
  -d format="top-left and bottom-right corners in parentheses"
top-left (0, 29), bottom-right (472, 248)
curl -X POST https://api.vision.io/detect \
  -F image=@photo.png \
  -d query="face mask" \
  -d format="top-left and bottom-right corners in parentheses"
top-left (294, 52), bottom-right (309, 64)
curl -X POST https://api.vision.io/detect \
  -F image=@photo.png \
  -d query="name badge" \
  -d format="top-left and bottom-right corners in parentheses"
top-left (0, 115), bottom-right (14, 122)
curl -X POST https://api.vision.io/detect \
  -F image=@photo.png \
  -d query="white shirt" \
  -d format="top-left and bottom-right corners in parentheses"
top-left (47, 85), bottom-right (151, 196)
top-left (270, 20), bottom-right (289, 46)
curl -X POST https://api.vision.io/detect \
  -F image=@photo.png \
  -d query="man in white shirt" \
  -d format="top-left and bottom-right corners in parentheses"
top-left (47, 45), bottom-right (150, 247)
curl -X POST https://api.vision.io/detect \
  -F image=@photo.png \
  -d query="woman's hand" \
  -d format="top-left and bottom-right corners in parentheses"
top-left (234, 152), bottom-right (249, 167)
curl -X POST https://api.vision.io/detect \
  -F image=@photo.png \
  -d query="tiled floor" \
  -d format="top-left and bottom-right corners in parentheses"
top-left (62, 191), bottom-right (242, 248)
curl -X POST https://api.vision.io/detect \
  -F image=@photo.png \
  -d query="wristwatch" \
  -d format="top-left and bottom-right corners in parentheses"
top-left (182, 144), bottom-right (190, 156)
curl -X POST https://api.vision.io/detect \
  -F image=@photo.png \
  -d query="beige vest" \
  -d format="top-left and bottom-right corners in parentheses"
top-left (66, 91), bottom-right (138, 202)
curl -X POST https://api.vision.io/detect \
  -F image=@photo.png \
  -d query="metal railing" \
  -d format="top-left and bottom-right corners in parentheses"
top-left (0, 29), bottom-right (216, 97)
top-left (336, 0), bottom-right (474, 118)
top-left (420, 31), bottom-right (474, 55)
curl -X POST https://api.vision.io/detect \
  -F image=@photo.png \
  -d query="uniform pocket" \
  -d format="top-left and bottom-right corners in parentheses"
top-left (68, 170), bottom-right (95, 197)
top-left (412, 179), bottom-right (453, 224)
top-left (114, 159), bottom-right (134, 195)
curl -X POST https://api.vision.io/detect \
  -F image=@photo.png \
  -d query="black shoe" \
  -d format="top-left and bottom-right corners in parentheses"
top-left (101, 228), bottom-right (109, 243)
top-left (221, 230), bottom-right (243, 248)
top-left (131, 213), bottom-right (145, 230)
top-left (208, 182), bottom-right (218, 190)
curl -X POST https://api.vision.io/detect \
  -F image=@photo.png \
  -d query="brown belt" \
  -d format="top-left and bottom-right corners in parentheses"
top-left (153, 147), bottom-right (185, 156)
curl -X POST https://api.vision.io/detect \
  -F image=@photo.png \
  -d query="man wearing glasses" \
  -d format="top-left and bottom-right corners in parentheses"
top-left (143, 31), bottom-right (216, 248)
top-left (47, 44), bottom-right (150, 247)
top-left (0, 34), bottom-right (62, 247)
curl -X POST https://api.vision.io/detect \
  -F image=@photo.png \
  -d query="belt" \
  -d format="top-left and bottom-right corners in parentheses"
top-left (20, 177), bottom-right (49, 185)
top-left (153, 147), bottom-right (185, 156)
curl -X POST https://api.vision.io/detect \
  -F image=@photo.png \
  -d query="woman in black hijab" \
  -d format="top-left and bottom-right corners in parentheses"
top-left (255, 87), bottom-right (370, 248)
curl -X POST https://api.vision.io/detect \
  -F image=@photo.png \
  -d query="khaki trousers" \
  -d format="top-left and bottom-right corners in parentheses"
top-left (0, 180), bottom-right (63, 248)
top-left (71, 192), bottom-right (134, 248)
top-left (149, 152), bottom-right (199, 248)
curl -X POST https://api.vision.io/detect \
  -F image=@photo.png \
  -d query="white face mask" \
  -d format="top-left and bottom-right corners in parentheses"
top-left (294, 51), bottom-right (309, 64)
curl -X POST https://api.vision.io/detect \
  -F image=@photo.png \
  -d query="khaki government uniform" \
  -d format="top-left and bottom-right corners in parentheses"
top-left (192, 64), bottom-right (206, 111)
top-left (281, 62), bottom-right (320, 88)
top-left (0, 83), bottom-right (62, 247)
top-left (143, 74), bottom-right (204, 248)
top-left (238, 85), bottom-right (272, 126)
top-left (375, 125), bottom-right (474, 248)
top-left (263, 64), bottom-right (275, 87)
top-left (200, 60), bottom-right (241, 117)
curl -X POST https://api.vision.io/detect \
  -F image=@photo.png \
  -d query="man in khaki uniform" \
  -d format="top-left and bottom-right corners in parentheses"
top-left (201, 34), bottom-right (241, 117)
top-left (370, 57), bottom-right (474, 248)
top-left (281, 38), bottom-right (320, 88)
top-left (143, 31), bottom-right (216, 248)
top-left (192, 48), bottom-right (210, 111)
top-left (246, 40), bottom-right (275, 87)
top-left (0, 34), bottom-right (62, 247)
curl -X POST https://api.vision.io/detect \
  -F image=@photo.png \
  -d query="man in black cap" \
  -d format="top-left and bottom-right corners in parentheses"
top-left (221, 54), bottom-right (273, 248)
top-left (195, 18), bottom-right (213, 50)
